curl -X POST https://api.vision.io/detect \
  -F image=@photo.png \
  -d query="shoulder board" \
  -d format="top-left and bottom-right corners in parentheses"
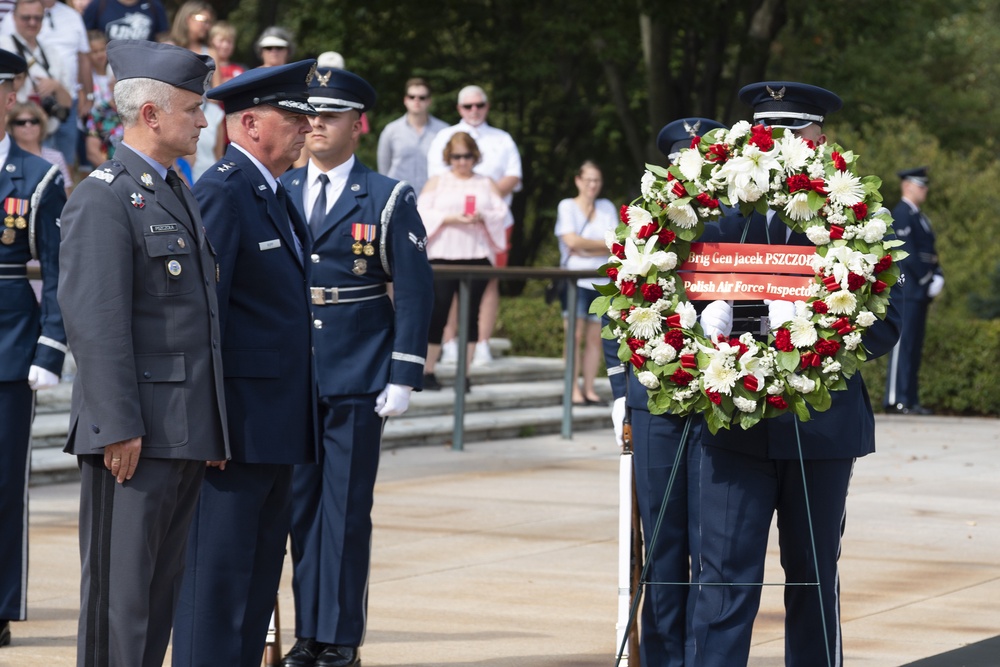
top-left (87, 162), bottom-right (125, 185)
top-left (215, 161), bottom-right (239, 176)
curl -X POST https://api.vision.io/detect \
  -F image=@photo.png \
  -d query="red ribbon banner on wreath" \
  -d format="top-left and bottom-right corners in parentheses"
top-left (679, 242), bottom-right (815, 301)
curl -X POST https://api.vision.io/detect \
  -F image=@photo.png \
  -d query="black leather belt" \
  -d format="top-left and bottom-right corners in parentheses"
top-left (310, 283), bottom-right (387, 305)
top-left (0, 263), bottom-right (27, 279)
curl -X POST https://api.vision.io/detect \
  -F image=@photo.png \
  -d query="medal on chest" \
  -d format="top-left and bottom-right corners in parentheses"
top-left (3, 197), bottom-right (28, 229)
top-left (351, 223), bottom-right (377, 256)
top-left (1, 228), bottom-right (15, 245)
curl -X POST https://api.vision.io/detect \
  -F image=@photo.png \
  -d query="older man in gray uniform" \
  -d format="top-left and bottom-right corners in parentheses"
top-left (58, 40), bottom-right (228, 667)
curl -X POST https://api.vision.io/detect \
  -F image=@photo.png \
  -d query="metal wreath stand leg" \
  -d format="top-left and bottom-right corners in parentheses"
top-left (614, 414), bottom-right (834, 667)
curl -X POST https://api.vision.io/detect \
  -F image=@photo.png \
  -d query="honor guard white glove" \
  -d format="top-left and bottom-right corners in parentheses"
top-left (928, 274), bottom-right (945, 298)
top-left (28, 365), bottom-right (60, 390)
top-left (764, 299), bottom-right (797, 331)
top-left (375, 384), bottom-right (413, 417)
top-left (611, 397), bottom-right (626, 448)
top-left (699, 300), bottom-right (733, 340)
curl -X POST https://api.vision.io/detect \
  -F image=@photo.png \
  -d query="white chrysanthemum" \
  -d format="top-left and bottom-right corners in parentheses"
top-left (826, 290), bottom-right (857, 315)
top-left (826, 170), bottom-right (865, 207)
top-left (783, 192), bottom-right (814, 222)
top-left (678, 148), bottom-right (705, 182)
top-left (650, 342), bottom-right (678, 365)
top-left (703, 356), bottom-right (739, 395)
top-left (787, 373), bottom-right (816, 394)
top-left (627, 307), bottom-right (662, 340)
top-left (640, 170), bottom-right (657, 199)
top-left (650, 251), bottom-right (678, 271)
top-left (861, 218), bottom-right (887, 243)
top-left (856, 311), bottom-right (876, 328)
top-left (733, 396), bottom-right (757, 413)
top-left (822, 358), bottom-right (842, 374)
top-left (675, 301), bottom-right (697, 329)
top-left (788, 317), bottom-right (819, 348)
top-left (666, 202), bottom-right (699, 229)
top-left (637, 371), bottom-right (660, 389)
top-left (626, 205), bottom-right (652, 227)
top-left (843, 332), bottom-right (862, 350)
top-left (720, 144), bottom-right (780, 203)
top-left (726, 120), bottom-right (751, 143)
top-left (778, 134), bottom-right (814, 173)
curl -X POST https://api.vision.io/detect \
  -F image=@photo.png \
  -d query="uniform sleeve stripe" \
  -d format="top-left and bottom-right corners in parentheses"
top-left (38, 336), bottom-right (69, 353)
top-left (391, 352), bottom-right (426, 366)
top-left (607, 364), bottom-right (625, 376)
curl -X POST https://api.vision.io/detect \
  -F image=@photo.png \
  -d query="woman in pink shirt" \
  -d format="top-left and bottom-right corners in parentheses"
top-left (418, 131), bottom-right (509, 390)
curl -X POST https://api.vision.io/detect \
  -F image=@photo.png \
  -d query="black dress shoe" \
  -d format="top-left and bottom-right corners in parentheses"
top-left (0, 620), bottom-right (10, 647)
top-left (315, 644), bottom-right (360, 667)
top-left (423, 373), bottom-right (442, 391)
top-left (281, 638), bottom-right (322, 667)
top-left (885, 403), bottom-right (933, 416)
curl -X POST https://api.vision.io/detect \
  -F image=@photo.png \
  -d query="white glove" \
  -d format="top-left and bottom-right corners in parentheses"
top-left (699, 300), bottom-right (733, 340)
top-left (375, 384), bottom-right (412, 417)
top-left (764, 299), bottom-right (796, 330)
top-left (928, 274), bottom-right (945, 298)
top-left (611, 397), bottom-right (626, 447)
top-left (28, 365), bottom-right (60, 390)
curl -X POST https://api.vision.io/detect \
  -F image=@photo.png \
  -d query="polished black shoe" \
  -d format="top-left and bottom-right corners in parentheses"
top-left (315, 644), bottom-right (360, 667)
top-left (0, 620), bottom-right (10, 647)
top-left (423, 373), bottom-right (442, 391)
top-left (281, 637), bottom-right (322, 667)
top-left (886, 403), bottom-right (933, 416)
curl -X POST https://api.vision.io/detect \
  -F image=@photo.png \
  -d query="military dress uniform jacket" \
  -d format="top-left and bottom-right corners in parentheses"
top-left (58, 145), bottom-right (228, 460)
top-left (0, 141), bottom-right (67, 381)
top-left (701, 212), bottom-right (903, 460)
top-left (195, 145), bottom-right (315, 464)
top-left (281, 159), bottom-right (433, 396)
top-left (891, 199), bottom-right (941, 303)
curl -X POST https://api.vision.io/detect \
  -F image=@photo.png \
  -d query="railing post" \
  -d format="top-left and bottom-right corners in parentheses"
top-left (452, 276), bottom-right (471, 451)
top-left (562, 281), bottom-right (579, 439)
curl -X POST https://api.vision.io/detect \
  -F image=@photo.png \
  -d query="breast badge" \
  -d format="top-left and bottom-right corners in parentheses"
top-left (131, 193), bottom-right (146, 209)
top-left (1, 228), bottom-right (14, 245)
top-left (352, 258), bottom-right (367, 276)
top-left (166, 259), bottom-right (182, 277)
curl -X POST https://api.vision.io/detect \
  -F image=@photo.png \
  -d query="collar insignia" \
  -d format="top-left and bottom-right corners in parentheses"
top-left (141, 173), bottom-right (154, 187)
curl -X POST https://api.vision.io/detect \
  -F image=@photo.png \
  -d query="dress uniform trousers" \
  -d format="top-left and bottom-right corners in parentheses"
top-left (885, 295), bottom-right (925, 409)
top-left (0, 381), bottom-right (33, 621)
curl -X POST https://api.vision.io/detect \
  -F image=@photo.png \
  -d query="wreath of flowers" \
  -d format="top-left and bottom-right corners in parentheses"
top-left (592, 121), bottom-right (907, 434)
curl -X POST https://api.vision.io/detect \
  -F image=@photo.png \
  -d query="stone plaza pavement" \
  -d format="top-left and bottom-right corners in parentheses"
top-left (4, 414), bottom-right (999, 666)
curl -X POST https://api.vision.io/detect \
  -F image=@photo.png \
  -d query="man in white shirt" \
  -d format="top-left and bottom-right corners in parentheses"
top-left (1, 0), bottom-right (91, 168)
top-left (425, 84), bottom-right (522, 364)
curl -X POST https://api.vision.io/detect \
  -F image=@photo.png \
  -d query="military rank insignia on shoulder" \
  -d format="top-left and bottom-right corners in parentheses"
top-left (217, 162), bottom-right (236, 173)
top-left (88, 169), bottom-right (116, 184)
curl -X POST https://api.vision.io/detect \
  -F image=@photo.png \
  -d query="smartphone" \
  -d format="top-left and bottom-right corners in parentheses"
top-left (464, 195), bottom-right (476, 216)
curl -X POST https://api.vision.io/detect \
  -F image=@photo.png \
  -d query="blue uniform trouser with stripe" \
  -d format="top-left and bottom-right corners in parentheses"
top-left (0, 381), bottom-right (32, 621)
top-left (884, 296), bottom-right (927, 408)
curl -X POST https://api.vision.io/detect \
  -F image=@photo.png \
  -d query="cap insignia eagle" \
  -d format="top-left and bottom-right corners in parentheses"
top-left (766, 85), bottom-right (787, 101)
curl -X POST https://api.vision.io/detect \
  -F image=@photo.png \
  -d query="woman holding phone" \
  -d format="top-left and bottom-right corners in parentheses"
top-left (418, 132), bottom-right (510, 390)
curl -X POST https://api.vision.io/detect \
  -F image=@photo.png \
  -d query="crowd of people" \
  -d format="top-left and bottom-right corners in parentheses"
top-left (0, 2), bottom-right (936, 666)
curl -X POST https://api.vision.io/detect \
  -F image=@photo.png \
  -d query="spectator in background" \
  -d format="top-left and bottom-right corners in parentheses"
top-left (419, 132), bottom-right (509, 390)
top-left (8, 100), bottom-right (72, 193)
top-left (254, 26), bottom-right (293, 68)
top-left (554, 160), bottom-right (616, 406)
top-left (189, 97), bottom-right (224, 181)
top-left (84, 84), bottom-right (121, 165)
top-left (209, 21), bottom-right (244, 86)
top-left (377, 77), bottom-right (447, 196)
top-left (83, 0), bottom-right (168, 42)
top-left (426, 85), bottom-right (522, 366)
top-left (87, 29), bottom-right (110, 105)
top-left (170, 0), bottom-right (213, 55)
top-left (0, 1), bottom-right (12, 23)
top-left (1, 0), bottom-right (92, 170)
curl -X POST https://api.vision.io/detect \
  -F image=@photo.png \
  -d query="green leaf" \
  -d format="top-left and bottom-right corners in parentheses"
top-left (777, 350), bottom-right (800, 373)
top-left (791, 395), bottom-right (812, 422)
top-left (589, 296), bottom-right (611, 317)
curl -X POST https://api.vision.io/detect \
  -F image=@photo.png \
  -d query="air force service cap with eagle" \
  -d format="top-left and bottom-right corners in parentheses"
top-left (106, 39), bottom-right (215, 95)
top-left (0, 48), bottom-right (27, 82)
top-left (656, 117), bottom-right (727, 162)
top-left (739, 81), bottom-right (843, 130)
top-left (308, 67), bottom-right (376, 114)
top-left (207, 59), bottom-right (319, 115)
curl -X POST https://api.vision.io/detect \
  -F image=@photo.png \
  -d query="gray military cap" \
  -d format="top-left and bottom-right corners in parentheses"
top-left (107, 39), bottom-right (215, 95)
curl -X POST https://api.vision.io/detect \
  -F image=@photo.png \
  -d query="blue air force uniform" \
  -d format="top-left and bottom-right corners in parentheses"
top-left (170, 60), bottom-right (320, 667)
top-left (689, 83), bottom-right (902, 667)
top-left (279, 68), bottom-right (433, 658)
top-left (884, 166), bottom-right (941, 413)
top-left (0, 47), bottom-right (67, 632)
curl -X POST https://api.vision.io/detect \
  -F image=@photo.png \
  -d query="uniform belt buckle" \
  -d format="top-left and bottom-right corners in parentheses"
top-left (311, 287), bottom-right (339, 305)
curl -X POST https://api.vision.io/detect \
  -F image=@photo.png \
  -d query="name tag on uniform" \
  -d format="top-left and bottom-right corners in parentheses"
top-left (150, 224), bottom-right (179, 233)
top-left (259, 239), bottom-right (282, 251)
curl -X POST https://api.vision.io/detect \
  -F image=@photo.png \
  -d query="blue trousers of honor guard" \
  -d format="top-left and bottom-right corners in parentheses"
top-left (0, 382), bottom-right (33, 621)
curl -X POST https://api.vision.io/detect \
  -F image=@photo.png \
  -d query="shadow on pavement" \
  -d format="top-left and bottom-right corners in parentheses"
top-left (900, 634), bottom-right (1000, 666)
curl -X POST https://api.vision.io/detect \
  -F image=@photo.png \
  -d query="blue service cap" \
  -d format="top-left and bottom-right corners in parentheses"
top-left (739, 81), bottom-right (842, 130)
top-left (308, 68), bottom-right (376, 113)
top-left (657, 117), bottom-right (727, 161)
top-left (0, 48), bottom-right (26, 82)
top-left (207, 59), bottom-right (318, 116)
top-left (897, 166), bottom-right (929, 187)
top-left (107, 39), bottom-right (214, 95)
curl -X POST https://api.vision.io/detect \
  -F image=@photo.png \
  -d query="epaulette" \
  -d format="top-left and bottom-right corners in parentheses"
top-left (215, 161), bottom-right (238, 176)
top-left (87, 161), bottom-right (125, 184)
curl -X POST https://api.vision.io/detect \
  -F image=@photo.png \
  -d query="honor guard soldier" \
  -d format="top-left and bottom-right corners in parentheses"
top-left (57, 40), bottom-right (228, 667)
top-left (884, 166), bottom-right (941, 415)
top-left (279, 67), bottom-right (433, 667)
top-left (171, 60), bottom-right (319, 667)
top-left (603, 117), bottom-right (724, 666)
top-left (687, 83), bottom-right (902, 667)
top-left (0, 47), bottom-right (66, 649)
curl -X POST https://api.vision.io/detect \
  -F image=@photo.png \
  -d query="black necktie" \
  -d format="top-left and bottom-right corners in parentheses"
top-left (45, 10), bottom-right (54, 29)
top-left (276, 184), bottom-right (303, 260)
top-left (165, 169), bottom-right (192, 219)
top-left (310, 173), bottom-right (329, 234)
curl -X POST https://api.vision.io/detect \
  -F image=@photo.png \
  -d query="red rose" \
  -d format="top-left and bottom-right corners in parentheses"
top-left (620, 280), bottom-right (636, 297)
top-left (641, 283), bottom-right (664, 302)
top-left (872, 279), bottom-right (887, 294)
top-left (743, 375), bottom-right (759, 391)
top-left (815, 338), bottom-right (841, 357)
top-left (874, 255), bottom-right (892, 274)
top-left (606, 267), bottom-right (619, 281)
top-left (851, 202), bottom-right (868, 220)
top-left (663, 330), bottom-right (684, 350)
top-left (695, 192), bottom-right (719, 209)
top-left (619, 204), bottom-right (630, 224)
top-left (670, 369), bottom-right (693, 386)
top-left (767, 395), bottom-right (788, 410)
top-left (831, 151), bottom-right (847, 171)
top-left (672, 181), bottom-right (687, 198)
top-left (749, 124), bottom-right (774, 151)
top-left (706, 143), bottom-right (729, 163)
top-left (630, 352), bottom-right (647, 369)
top-left (627, 337), bottom-right (645, 352)
top-left (636, 222), bottom-right (658, 239)
top-left (775, 328), bottom-right (794, 352)
top-left (690, 136), bottom-right (701, 148)
top-left (612, 243), bottom-right (625, 259)
top-left (706, 390), bottom-right (722, 405)
top-left (812, 300), bottom-right (829, 314)
top-left (658, 228), bottom-right (676, 245)
top-left (787, 174), bottom-right (811, 193)
top-left (847, 272), bottom-right (866, 291)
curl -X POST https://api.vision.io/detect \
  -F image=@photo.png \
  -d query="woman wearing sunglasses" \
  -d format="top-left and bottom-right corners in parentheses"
top-left (7, 101), bottom-right (71, 195)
